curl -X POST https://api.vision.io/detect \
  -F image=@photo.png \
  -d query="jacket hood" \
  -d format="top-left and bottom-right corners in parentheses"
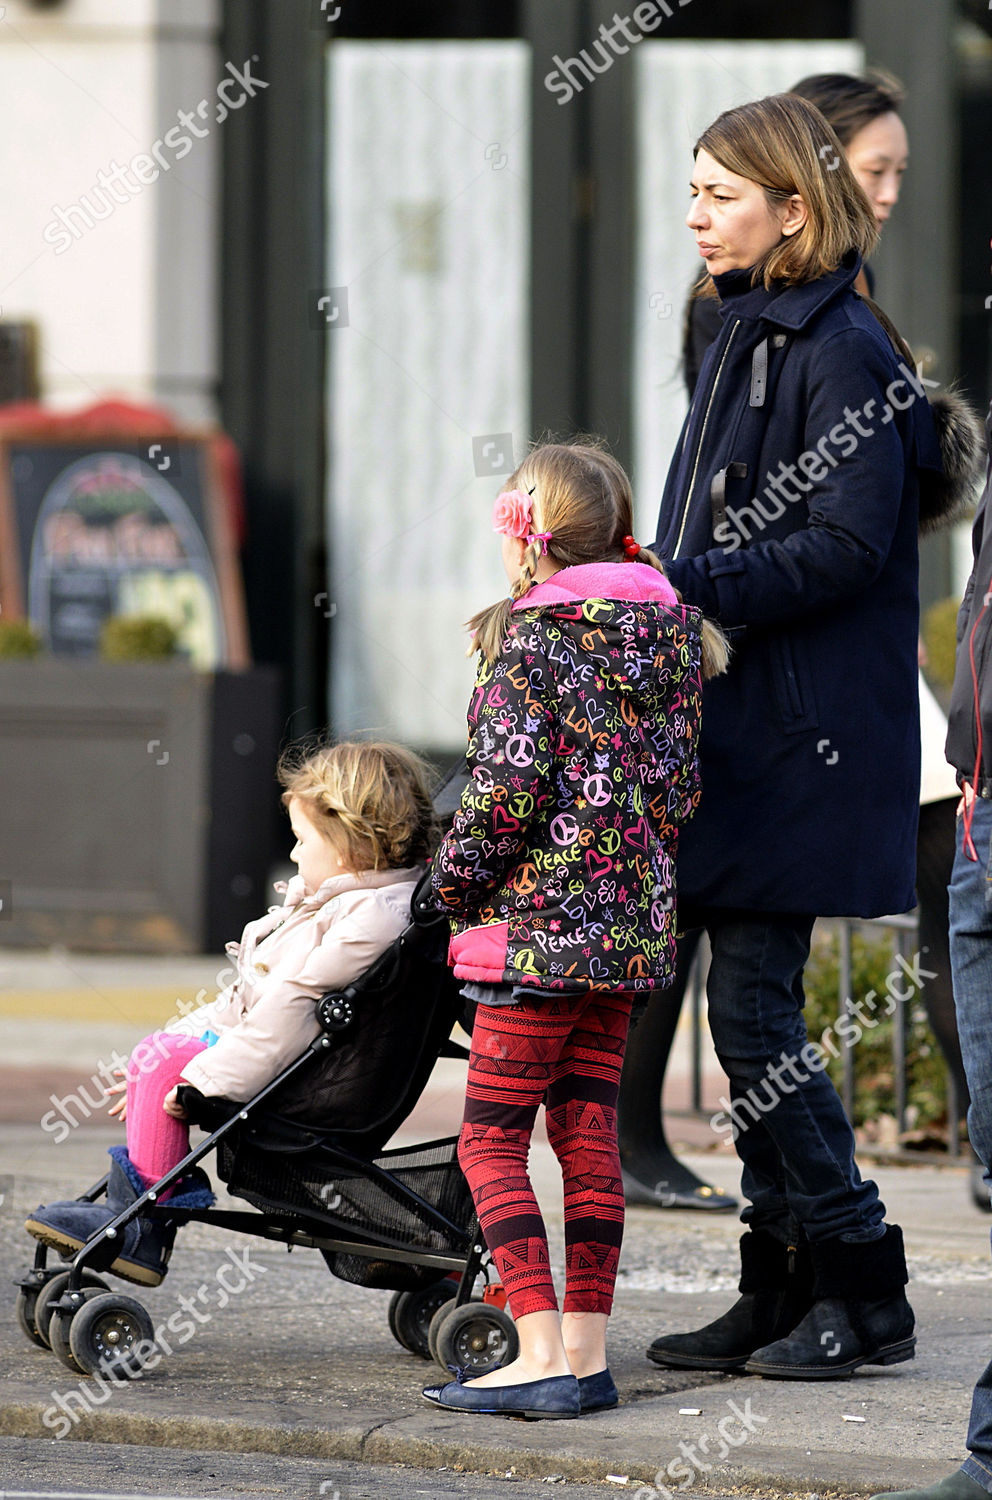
top-left (513, 560), bottom-right (680, 611)
top-left (849, 292), bottom-right (986, 531)
top-left (714, 257), bottom-right (985, 531)
top-left (513, 563), bottom-right (700, 711)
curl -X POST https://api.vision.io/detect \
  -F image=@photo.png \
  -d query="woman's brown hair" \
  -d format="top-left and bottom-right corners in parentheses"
top-left (694, 93), bottom-right (879, 290)
top-left (468, 438), bottom-right (728, 678)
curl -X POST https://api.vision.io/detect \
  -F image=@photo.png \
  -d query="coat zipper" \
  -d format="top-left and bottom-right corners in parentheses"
top-left (673, 318), bottom-right (741, 560)
top-left (778, 638), bottom-right (804, 720)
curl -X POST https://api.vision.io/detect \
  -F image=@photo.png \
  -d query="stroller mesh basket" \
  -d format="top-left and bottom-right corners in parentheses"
top-left (319, 1249), bottom-right (438, 1291)
top-left (217, 1134), bottom-right (476, 1278)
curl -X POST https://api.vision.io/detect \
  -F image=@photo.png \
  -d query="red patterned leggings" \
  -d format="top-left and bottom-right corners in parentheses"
top-left (457, 989), bottom-right (634, 1320)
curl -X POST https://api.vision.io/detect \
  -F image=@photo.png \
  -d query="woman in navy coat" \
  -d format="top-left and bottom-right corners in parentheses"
top-left (646, 93), bottom-right (945, 1380)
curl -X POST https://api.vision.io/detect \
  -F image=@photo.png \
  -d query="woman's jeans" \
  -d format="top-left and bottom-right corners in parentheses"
top-left (949, 799), bottom-right (992, 1489)
top-left (695, 911), bottom-right (885, 1244)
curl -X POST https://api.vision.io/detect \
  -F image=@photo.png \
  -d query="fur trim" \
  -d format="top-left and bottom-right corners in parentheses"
top-left (920, 388), bottom-right (986, 534)
top-left (810, 1223), bottom-right (908, 1300)
top-left (108, 1144), bottom-right (215, 1209)
top-left (108, 1143), bottom-right (146, 1198)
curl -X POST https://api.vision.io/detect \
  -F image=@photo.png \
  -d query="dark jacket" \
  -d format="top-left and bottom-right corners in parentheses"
top-left (431, 563), bottom-right (704, 994)
top-left (946, 401), bottom-right (992, 792)
top-left (655, 251), bottom-right (944, 918)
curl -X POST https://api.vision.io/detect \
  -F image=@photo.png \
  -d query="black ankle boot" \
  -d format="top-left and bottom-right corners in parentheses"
top-left (745, 1223), bottom-right (915, 1379)
top-left (646, 1229), bottom-right (814, 1372)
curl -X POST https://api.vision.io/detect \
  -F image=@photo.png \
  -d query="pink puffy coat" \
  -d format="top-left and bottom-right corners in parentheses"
top-left (171, 867), bottom-right (421, 1102)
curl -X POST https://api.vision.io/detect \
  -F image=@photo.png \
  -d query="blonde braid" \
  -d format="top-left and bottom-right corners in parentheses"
top-left (316, 788), bottom-right (410, 870)
top-left (467, 539), bottom-right (546, 662)
top-left (510, 539), bottom-right (543, 604)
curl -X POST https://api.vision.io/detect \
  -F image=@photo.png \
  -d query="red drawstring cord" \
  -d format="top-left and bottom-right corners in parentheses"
top-left (962, 592), bottom-right (990, 862)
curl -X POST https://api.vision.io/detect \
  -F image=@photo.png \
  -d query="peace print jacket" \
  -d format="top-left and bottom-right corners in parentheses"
top-left (431, 561), bottom-right (704, 994)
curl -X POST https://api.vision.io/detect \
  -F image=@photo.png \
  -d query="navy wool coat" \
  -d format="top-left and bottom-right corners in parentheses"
top-left (654, 251), bottom-right (943, 918)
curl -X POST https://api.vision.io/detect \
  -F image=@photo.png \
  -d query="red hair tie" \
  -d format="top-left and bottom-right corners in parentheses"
top-left (622, 535), bottom-right (640, 559)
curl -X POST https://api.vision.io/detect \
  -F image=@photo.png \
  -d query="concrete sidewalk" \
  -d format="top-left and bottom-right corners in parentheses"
top-left (1, 948), bottom-right (991, 1493)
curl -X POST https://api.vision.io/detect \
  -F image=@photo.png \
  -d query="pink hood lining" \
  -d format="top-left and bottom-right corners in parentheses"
top-left (512, 562), bottom-right (679, 611)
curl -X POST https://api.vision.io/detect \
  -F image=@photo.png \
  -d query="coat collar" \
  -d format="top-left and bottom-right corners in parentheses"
top-left (512, 561), bottom-right (678, 610)
top-left (713, 249), bottom-right (862, 332)
top-left (277, 866), bottom-right (421, 913)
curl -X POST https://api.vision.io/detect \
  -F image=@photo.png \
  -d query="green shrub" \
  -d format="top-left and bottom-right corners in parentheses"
top-left (0, 619), bottom-right (43, 658)
top-left (922, 595), bottom-right (961, 689)
top-left (803, 927), bottom-right (948, 1137)
top-left (99, 614), bottom-right (178, 662)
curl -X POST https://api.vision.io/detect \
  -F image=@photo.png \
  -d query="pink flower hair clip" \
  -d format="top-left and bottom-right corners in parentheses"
top-left (492, 486), bottom-right (553, 554)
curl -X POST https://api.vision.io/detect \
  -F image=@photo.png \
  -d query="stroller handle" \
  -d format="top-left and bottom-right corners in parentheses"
top-left (411, 867), bottom-right (445, 928)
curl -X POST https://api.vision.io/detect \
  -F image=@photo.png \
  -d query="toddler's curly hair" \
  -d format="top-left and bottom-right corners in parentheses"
top-left (278, 739), bottom-right (437, 872)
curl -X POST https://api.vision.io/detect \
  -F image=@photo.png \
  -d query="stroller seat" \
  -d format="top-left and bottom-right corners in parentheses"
top-left (193, 898), bottom-right (477, 1287)
top-left (184, 879), bottom-right (465, 1154)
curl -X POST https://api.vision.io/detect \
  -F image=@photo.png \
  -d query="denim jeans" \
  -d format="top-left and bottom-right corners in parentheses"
top-left (697, 911), bottom-right (886, 1243)
top-left (949, 797), bottom-right (992, 1489)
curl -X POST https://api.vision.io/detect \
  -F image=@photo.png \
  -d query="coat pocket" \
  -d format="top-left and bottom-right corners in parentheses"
top-left (768, 634), bottom-right (818, 733)
top-left (449, 921), bottom-right (510, 979)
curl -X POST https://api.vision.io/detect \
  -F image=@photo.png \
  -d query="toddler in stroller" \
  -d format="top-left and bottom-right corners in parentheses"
top-left (24, 739), bottom-right (435, 1287)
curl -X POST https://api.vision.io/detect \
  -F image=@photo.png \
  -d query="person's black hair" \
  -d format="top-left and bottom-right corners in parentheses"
top-left (788, 70), bottom-right (905, 149)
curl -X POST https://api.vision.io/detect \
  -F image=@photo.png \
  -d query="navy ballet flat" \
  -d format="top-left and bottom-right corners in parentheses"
top-left (578, 1368), bottom-right (619, 1412)
top-left (421, 1372), bottom-right (580, 1419)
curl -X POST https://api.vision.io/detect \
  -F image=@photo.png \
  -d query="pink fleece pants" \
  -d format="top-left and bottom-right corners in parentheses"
top-left (125, 1031), bottom-right (208, 1188)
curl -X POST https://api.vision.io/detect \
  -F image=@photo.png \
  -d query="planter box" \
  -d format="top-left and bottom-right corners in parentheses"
top-left (0, 661), bottom-right (281, 952)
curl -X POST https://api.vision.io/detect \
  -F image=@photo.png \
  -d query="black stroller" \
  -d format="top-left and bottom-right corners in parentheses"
top-left (14, 838), bottom-right (516, 1383)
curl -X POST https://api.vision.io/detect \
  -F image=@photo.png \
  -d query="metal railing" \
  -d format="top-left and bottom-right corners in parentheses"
top-left (685, 913), bottom-right (966, 1162)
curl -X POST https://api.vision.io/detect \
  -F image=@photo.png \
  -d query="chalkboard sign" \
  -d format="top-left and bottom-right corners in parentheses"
top-left (0, 434), bottom-right (248, 667)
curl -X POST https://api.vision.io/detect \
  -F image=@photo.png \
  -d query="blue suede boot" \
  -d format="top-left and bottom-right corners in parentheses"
top-left (24, 1146), bottom-right (214, 1287)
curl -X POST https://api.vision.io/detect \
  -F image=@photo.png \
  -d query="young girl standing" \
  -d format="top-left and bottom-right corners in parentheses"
top-left (423, 440), bottom-right (725, 1419)
top-left (26, 740), bottom-right (435, 1286)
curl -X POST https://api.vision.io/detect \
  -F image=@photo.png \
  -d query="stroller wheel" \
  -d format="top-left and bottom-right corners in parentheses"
top-left (32, 1270), bottom-right (111, 1351)
top-left (387, 1289), bottom-right (403, 1344)
top-left (433, 1300), bottom-right (518, 1376)
top-left (68, 1292), bottom-right (155, 1379)
top-left (427, 1299), bottom-right (457, 1364)
top-left (15, 1269), bottom-right (65, 1350)
top-left (390, 1282), bottom-right (459, 1359)
top-left (49, 1288), bottom-right (111, 1375)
